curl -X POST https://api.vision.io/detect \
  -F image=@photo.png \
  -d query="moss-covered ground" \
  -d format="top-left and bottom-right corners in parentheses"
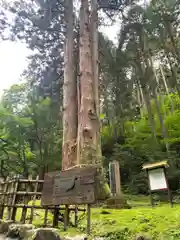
top-left (3, 195), bottom-right (180, 239)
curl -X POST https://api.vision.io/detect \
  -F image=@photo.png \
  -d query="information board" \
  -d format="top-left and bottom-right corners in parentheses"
top-left (148, 168), bottom-right (167, 191)
top-left (41, 166), bottom-right (101, 206)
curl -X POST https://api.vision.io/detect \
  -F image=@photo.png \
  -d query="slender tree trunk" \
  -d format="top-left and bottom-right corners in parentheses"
top-left (137, 83), bottom-right (144, 117)
top-left (159, 64), bottom-right (170, 94)
top-left (159, 64), bottom-right (174, 113)
top-left (77, 0), bottom-right (99, 165)
top-left (141, 85), bottom-right (157, 139)
top-left (136, 59), bottom-right (157, 139)
top-left (149, 56), bottom-right (170, 154)
top-left (62, 0), bottom-right (77, 170)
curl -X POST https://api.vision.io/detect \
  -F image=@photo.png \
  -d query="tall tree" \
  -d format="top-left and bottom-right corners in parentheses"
top-left (62, 0), bottom-right (77, 170)
top-left (77, 0), bottom-right (100, 165)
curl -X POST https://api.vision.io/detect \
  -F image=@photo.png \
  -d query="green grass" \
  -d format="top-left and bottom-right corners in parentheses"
top-left (60, 203), bottom-right (180, 239)
top-left (3, 197), bottom-right (180, 239)
top-left (89, 205), bottom-right (180, 239)
top-left (125, 194), bottom-right (150, 207)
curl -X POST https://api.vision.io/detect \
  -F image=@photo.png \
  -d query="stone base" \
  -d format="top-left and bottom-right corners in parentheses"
top-left (104, 195), bottom-right (131, 209)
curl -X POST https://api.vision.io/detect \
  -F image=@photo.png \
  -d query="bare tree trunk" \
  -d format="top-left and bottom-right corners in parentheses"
top-left (90, 0), bottom-right (102, 162)
top-left (136, 59), bottom-right (157, 139)
top-left (149, 56), bottom-right (169, 154)
top-left (159, 64), bottom-right (174, 113)
top-left (159, 64), bottom-right (170, 94)
top-left (77, 0), bottom-right (99, 165)
top-left (62, 0), bottom-right (77, 170)
top-left (141, 85), bottom-right (157, 140)
top-left (136, 83), bottom-right (144, 117)
top-left (90, 0), bottom-right (99, 116)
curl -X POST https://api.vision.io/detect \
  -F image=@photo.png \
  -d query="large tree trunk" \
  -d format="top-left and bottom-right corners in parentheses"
top-left (90, 0), bottom-right (102, 162)
top-left (90, 0), bottom-right (99, 116)
top-left (62, 0), bottom-right (77, 170)
top-left (77, 0), bottom-right (99, 165)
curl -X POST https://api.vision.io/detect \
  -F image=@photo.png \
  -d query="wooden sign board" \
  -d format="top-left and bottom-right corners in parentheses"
top-left (41, 166), bottom-right (101, 206)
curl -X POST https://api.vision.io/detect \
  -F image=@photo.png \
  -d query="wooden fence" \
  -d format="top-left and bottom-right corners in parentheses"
top-left (0, 176), bottom-right (86, 228)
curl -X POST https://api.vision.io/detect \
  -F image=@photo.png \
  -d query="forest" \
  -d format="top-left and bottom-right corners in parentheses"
top-left (0, 0), bottom-right (180, 194)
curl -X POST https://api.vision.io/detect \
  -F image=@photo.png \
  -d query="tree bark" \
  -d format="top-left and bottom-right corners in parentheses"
top-left (141, 85), bottom-right (157, 140)
top-left (77, 0), bottom-right (99, 165)
top-left (90, 0), bottom-right (102, 162)
top-left (62, 0), bottom-right (77, 170)
top-left (159, 64), bottom-right (174, 113)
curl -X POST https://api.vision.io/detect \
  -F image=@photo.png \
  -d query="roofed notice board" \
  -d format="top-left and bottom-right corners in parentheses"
top-left (41, 166), bottom-right (102, 206)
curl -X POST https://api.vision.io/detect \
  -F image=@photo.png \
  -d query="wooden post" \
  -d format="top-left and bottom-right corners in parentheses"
top-left (11, 176), bottom-right (19, 221)
top-left (21, 175), bottom-right (32, 223)
top-left (109, 161), bottom-right (121, 196)
top-left (53, 205), bottom-right (59, 228)
top-left (7, 178), bottom-right (13, 220)
top-left (29, 176), bottom-right (39, 224)
top-left (87, 204), bottom-right (91, 235)
top-left (146, 169), bottom-right (153, 207)
top-left (64, 205), bottom-right (69, 231)
top-left (44, 207), bottom-right (48, 227)
top-left (164, 167), bottom-right (173, 207)
top-left (74, 205), bottom-right (78, 227)
top-left (0, 178), bottom-right (8, 219)
top-left (115, 160), bottom-right (121, 195)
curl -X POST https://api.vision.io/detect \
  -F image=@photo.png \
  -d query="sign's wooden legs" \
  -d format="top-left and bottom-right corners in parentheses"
top-left (87, 204), bottom-right (91, 235)
top-left (74, 205), bottom-right (78, 227)
top-left (64, 205), bottom-right (69, 231)
top-left (164, 168), bottom-right (173, 208)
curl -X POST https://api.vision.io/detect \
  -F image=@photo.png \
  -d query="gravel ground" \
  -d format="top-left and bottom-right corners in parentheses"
top-left (0, 235), bottom-right (19, 240)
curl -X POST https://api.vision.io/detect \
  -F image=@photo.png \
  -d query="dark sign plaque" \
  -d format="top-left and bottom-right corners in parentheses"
top-left (41, 166), bottom-right (100, 206)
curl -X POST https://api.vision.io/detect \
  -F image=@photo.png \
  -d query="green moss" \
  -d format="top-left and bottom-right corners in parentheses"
top-left (88, 205), bottom-right (180, 239)
top-left (3, 197), bottom-right (180, 239)
top-left (59, 204), bottom-right (180, 239)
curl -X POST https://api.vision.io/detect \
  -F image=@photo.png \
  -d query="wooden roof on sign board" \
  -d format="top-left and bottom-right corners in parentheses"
top-left (142, 160), bottom-right (168, 170)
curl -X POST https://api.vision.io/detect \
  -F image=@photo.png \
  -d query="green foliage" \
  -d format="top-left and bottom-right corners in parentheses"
top-left (101, 92), bottom-right (180, 193)
top-left (0, 84), bottom-right (61, 177)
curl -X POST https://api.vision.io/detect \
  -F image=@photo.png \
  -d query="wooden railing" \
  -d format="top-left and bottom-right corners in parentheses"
top-left (0, 176), bottom-right (86, 228)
